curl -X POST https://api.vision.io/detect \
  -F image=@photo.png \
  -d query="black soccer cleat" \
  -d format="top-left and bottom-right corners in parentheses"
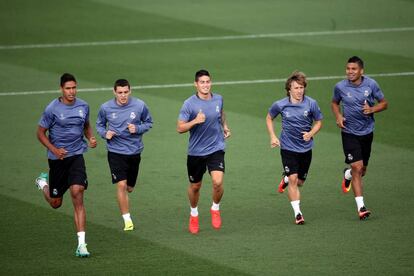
top-left (295, 213), bottom-right (305, 225)
top-left (358, 206), bottom-right (371, 220)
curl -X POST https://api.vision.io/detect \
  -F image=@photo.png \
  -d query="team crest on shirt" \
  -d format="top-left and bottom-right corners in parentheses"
top-left (216, 105), bottom-right (220, 113)
top-left (283, 111), bottom-right (291, 118)
top-left (364, 90), bottom-right (370, 97)
top-left (303, 110), bottom-right (309, 117)
top-left (79, 109), bottom-right (84, 118)
top-left (59, 113), bottom-right (65, 120)
top-left (111, 113), bottom-right (117, 119)
top-left (130, 112), bottom-right (136, 119)
top-left (346, 92), bottom-right (352, 98)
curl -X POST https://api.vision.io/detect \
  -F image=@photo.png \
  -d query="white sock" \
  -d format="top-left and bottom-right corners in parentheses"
top-left (345, 169), bottom-right (352, 180)
top-left (122, 213), bottom-right (132, 222)
top-left (284, 176), bottom-right (289, 184)
top-left (290, 200), bottom-right (301, 216)
top-left (77, 231), bottom-right (86, 246)
top-left (190, 206), bottom-right (198, 217)
top-left (355, 196), bottom-right (364, 210)
top-left (211, 202), bottom-right (220, 211)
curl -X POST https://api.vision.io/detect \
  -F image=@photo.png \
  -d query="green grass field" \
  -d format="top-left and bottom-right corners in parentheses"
top-left (1, 0), bottom-right (413, 275)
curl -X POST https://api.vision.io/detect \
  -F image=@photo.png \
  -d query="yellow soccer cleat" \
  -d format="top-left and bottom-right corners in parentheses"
top-left (123, 220), bottom-right (134, 231)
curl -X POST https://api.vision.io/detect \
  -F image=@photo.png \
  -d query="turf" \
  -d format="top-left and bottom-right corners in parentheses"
top-left (0, 0), bottom-right (413, 275)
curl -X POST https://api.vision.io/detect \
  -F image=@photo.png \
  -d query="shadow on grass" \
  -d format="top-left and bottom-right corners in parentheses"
top-left (0, 194), bottom-right (250, 275)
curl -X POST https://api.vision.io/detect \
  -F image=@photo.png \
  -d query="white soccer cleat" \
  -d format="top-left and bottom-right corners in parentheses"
top-left (35, 172), bottom-right (48, 190)
top-left (75, 243), bottom-right (90, 258)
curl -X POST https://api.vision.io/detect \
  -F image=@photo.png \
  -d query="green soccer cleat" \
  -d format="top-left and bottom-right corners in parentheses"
top-left (75, 244), bottom-right (90, 258)
top-left (35, 172), bottom-right (48, 190)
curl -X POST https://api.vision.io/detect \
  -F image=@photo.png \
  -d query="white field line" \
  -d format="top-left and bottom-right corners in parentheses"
top-left (1, 27), bottom-right (413, 50)
top-left (1, 72), bottom-right (413, 96)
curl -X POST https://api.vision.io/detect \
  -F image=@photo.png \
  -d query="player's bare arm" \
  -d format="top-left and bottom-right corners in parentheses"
top-left (363, 98), bottom-right (388, 115)
top-left (266, 113), bottom-right (280, 148)
top-left (37, 126), bottom-right (67, 159)
top-left (221, 111), bottom-right (231, 139)
top-left (83, 120), bottom-right (97, 148)
top-left (302, 120), bottom-right (323, 142)
top-left (176, 110), bottom-right (206, 133)
top-left (331, 100), bottom-right (345, 128)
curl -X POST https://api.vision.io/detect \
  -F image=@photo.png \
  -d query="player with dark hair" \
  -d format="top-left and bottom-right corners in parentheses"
top-left (96, 79), bottom-right (153, 231)
top-left (266, 71), bottom-right (323, 224)
top-left (177, 69), bottom-right (231, 234)
top-left (331, 56), bottom-right (388, 220)
top-left (35, 73), bottom-right (97, 257)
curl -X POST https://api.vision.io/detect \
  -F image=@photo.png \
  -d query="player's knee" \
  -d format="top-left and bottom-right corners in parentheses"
top-left (117, 181), bottom-right (128, 190)
top-left (50, 199), bottom-right (62, 209)
top-left (351, 164), bottom-right (364, 175)
top-left (212, 180), bottom-right (223, 191)
top-left (190, 183), bottom-right (201, 192)
top-left (288, 175), bottom-right (299, 186)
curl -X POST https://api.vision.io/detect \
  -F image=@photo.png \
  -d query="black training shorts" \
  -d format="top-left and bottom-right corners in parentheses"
top-left (107, 151), bottom-right (141, 187)
top-left (280, 149), bottom-right (312, 181)
top-left (187, 150), bottom-right (225, 183)
top-left (48, 154), bottom-right (88, 198)
top-left (341, 132), bottom-right (373, 166)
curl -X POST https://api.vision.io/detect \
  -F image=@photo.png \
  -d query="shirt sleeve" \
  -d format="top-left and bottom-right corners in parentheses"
top-left (371, 80), bottom-right (385, 101)
top-left (268, 102), bottom-right (281, 119)
top-left (95, 106), bottom-right (107, 139)
top-left (38, 105), bottom-right (54, 129)
top-left (136, 104), bottom-right (153, 134)
top-left (332, 85), bottom-right (342, 103)
top-left (178, 101), bottom-right (191, 122)
top-left (84, 104), bottom-right (90, 125)
top-left (311, 100), bottom-right (323, 121)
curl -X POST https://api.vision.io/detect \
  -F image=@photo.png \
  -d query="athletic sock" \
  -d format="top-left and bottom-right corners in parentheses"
top-left (190, 206), bottom-right (198, 217)
top-left (355, 196), bottom-right (365, 210)
top-left (77, 231), bottom-right (86, 246)
top-left (122, 213), bottom-right (132, 222)
top-left (290, 200), bottom-right (301, 216)
top-left (284, 175), bottom-right (289, 184)
top-left (211, 202), bottom-right (220, 211)
top-left (345, 169), bottom-right (352, 180)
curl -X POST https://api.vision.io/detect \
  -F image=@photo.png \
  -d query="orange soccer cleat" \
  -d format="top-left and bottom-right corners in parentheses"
top-left (189, 215), bottom-right (199, 234)
top-left (210, 209), bottom-right (222, 229)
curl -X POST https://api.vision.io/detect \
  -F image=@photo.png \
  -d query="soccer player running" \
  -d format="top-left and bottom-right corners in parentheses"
top-left (96, 79), bottom-right (153, 231)
top-left (331, 56), bottom-right (388, 220)
top-left (177, 69), bottom-right (231, 234)
top-left (266, 71), bottom-right (323, 225)
top-left (35, 73), bottom-right (97, 257)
